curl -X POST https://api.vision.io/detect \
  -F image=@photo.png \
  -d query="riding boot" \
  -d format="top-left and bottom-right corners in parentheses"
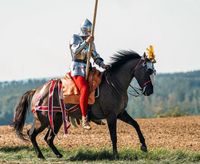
top-left (82, 116), bottom-right (91, 130)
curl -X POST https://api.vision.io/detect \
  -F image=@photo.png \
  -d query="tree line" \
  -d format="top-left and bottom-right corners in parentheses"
top-left (126, 70), bottom-right (200, 118)
top-left (0, 70), bottom-right (200, 125)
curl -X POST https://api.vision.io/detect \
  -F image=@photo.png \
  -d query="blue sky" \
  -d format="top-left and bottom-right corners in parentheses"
top-left (0, 0), bottom-right (200, 81)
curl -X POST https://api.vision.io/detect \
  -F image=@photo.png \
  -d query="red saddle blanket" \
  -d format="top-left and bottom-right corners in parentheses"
top-left (61, 68), bottom-right (102, 105)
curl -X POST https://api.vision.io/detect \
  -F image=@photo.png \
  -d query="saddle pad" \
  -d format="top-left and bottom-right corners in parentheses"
top-left (61, 68), bottom-right (102, 105)
top-left (63, 91), bottom-right (95, 105)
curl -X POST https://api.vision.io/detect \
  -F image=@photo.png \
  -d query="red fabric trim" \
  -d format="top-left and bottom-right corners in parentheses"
top-left (58, 80), bottom-right (70, 134)
top-left (35, 106), bottom-right (61, 112)
top-left (32, 79), bottom-right (80, 135)
top-left (68, 105), bottom-right (79, 113)
top-left (34, 105), bottom-right (79, 112)
top-left (48, 80), bottom-right (56, 133)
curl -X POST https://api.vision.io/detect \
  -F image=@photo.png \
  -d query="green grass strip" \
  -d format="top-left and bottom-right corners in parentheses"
top-left (0, 146), bottom-right (200, 164)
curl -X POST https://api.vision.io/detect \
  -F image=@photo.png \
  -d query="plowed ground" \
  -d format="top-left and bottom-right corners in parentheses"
top-left (0, 116), bottom-right (200, 151)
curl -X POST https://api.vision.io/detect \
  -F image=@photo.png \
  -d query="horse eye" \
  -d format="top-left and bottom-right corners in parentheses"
top-left (142, 62), bottom-right (146, 67)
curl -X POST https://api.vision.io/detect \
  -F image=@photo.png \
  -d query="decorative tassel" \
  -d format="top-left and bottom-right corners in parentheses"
top-left (146, 45), bottom-right (156, 63)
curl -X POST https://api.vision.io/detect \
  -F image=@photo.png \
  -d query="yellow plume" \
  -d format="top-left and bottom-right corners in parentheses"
top-left (146, 45), bottom-right (156, 63)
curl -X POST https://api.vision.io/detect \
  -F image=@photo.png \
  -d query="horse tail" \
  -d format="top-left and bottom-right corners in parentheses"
top-left (12, 89), bottom-right (36, 140)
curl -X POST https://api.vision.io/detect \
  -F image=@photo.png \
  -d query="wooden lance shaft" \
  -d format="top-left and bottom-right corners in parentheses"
top-left (86, 0), bottom-right (98, 80)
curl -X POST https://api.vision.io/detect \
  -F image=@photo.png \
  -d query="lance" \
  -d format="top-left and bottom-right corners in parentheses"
top-left (86, 0), bottom-right (98, 80)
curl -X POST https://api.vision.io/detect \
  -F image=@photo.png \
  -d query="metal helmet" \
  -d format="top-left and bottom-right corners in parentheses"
top-left (80, 19), bottom-right (92, 36)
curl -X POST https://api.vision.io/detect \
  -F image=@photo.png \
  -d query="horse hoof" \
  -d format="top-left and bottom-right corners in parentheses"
top-left (38, 155), bottom-right (45, 160)
top-left (56, 154), bottom-right (63, 158)
top-left (141, 145), bottom-right (148, 152)
top-left (113, 152), bottom-right (119, 159)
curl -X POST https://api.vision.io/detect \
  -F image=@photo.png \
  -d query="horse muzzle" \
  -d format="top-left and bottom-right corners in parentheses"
top-left (143, 84), bottom-right (153, 96)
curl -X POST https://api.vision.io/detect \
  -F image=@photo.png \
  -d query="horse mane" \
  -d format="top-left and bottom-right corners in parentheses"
top-left (109, 50), bottom-right (141, 72)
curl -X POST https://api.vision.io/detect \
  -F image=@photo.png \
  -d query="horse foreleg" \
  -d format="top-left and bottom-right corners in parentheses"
top-left (44, 114), bottom-right (63, 158)
top-left (106, 113), bottom-right (118, 158)
top-left (118, 111), bottom-right (147, 152)
top-left (28, 118), bottom-right (47, 159)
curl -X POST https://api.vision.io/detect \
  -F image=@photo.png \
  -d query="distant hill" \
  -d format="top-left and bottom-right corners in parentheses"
top-left (127, 70), bottom-right (200, 118)
top-left (0, 70), bottom-right (200, 125)
top-left (0, 79), bottom-right (47, 125)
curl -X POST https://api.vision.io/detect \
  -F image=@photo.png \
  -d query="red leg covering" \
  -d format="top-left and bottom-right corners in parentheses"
top-left (72, 76), bottom-right (89, 117)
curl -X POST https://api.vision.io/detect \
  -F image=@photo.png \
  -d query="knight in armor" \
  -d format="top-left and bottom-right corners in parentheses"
top-left (69, 19), bottom-right (109, 130)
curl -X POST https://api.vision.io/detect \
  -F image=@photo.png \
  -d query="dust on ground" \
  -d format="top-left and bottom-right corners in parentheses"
top-left (0, 116), bottom-right (200, 151)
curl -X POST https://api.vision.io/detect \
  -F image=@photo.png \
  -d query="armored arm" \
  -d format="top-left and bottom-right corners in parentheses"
top-left (91, 43), bottom-right (104, 67)
top-left (92, 51), bottom-right (104, 66)
top-left (70, 34), bottom-right (88, 55)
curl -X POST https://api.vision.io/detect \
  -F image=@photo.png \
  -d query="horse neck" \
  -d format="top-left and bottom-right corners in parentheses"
top-left (111, 59), bottom-right (140, 92)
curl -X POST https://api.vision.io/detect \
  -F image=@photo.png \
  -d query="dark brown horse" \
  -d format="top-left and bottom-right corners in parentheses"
top-left (13, 50), bottom-right (156, 159)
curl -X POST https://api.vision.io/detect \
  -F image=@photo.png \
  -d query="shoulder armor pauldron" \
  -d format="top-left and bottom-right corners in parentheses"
top-left (70, 34), bottom-right (83, 46)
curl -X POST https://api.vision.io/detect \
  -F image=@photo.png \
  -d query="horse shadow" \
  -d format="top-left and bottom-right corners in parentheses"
top-left (0, 146), bottom-right (33, 153)
top-left (0, 146), bottom-right (139, 161)
top-left (68, 149), bottom-right (117, 161)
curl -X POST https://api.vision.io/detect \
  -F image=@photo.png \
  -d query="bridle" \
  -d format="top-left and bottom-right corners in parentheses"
top-left (105, 58), bottom-right (154, 97)
top-left (128, 59), bottom-right (154, 97)
top-left (128, 80), bottom-right (152, 97)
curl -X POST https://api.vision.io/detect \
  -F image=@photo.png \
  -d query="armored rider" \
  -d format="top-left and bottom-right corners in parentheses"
top-left (69, 19), bottom-right (109, 130)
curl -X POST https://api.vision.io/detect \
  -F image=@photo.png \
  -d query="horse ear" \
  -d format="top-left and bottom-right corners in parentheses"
top-left (142, 52), bottom-right (147, 60)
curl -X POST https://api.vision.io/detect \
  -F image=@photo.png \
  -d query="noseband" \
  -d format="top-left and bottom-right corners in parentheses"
top-left (141, 80), bottom-right (152, 88)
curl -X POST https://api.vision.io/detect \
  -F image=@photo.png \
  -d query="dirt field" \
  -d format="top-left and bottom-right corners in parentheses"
top-left (0, 116), bottom-right (200, 152)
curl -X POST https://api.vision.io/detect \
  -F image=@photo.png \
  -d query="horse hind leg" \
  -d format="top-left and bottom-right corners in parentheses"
top-left (44, 113), bottom-right (63, 158)
top-left (118, 111), bottom-right (147, 152)
top-left (27, 118), bottom-right (48, 159)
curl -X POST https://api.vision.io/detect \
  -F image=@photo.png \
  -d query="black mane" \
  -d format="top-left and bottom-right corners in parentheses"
top-left (109, 50), bottom-right (141, 72)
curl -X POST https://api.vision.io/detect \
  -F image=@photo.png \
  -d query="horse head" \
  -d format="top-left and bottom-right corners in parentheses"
top-left (134, 46), bottom-right (156, 96)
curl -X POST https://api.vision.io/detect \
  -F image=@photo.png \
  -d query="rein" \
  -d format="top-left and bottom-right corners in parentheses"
top-left (128, 84), bottom-right (143, 97)
top-left (128, 80), bottom-right (151, 97)
top-left (105, 58), bottom-right (152, 97)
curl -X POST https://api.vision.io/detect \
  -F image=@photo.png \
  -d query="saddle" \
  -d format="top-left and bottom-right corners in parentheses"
top-left (61, 68), bottom-right (102, 104)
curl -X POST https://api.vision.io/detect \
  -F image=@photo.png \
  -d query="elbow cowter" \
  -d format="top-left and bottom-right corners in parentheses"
top-left (94, 58), bottom-right (104, 67)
